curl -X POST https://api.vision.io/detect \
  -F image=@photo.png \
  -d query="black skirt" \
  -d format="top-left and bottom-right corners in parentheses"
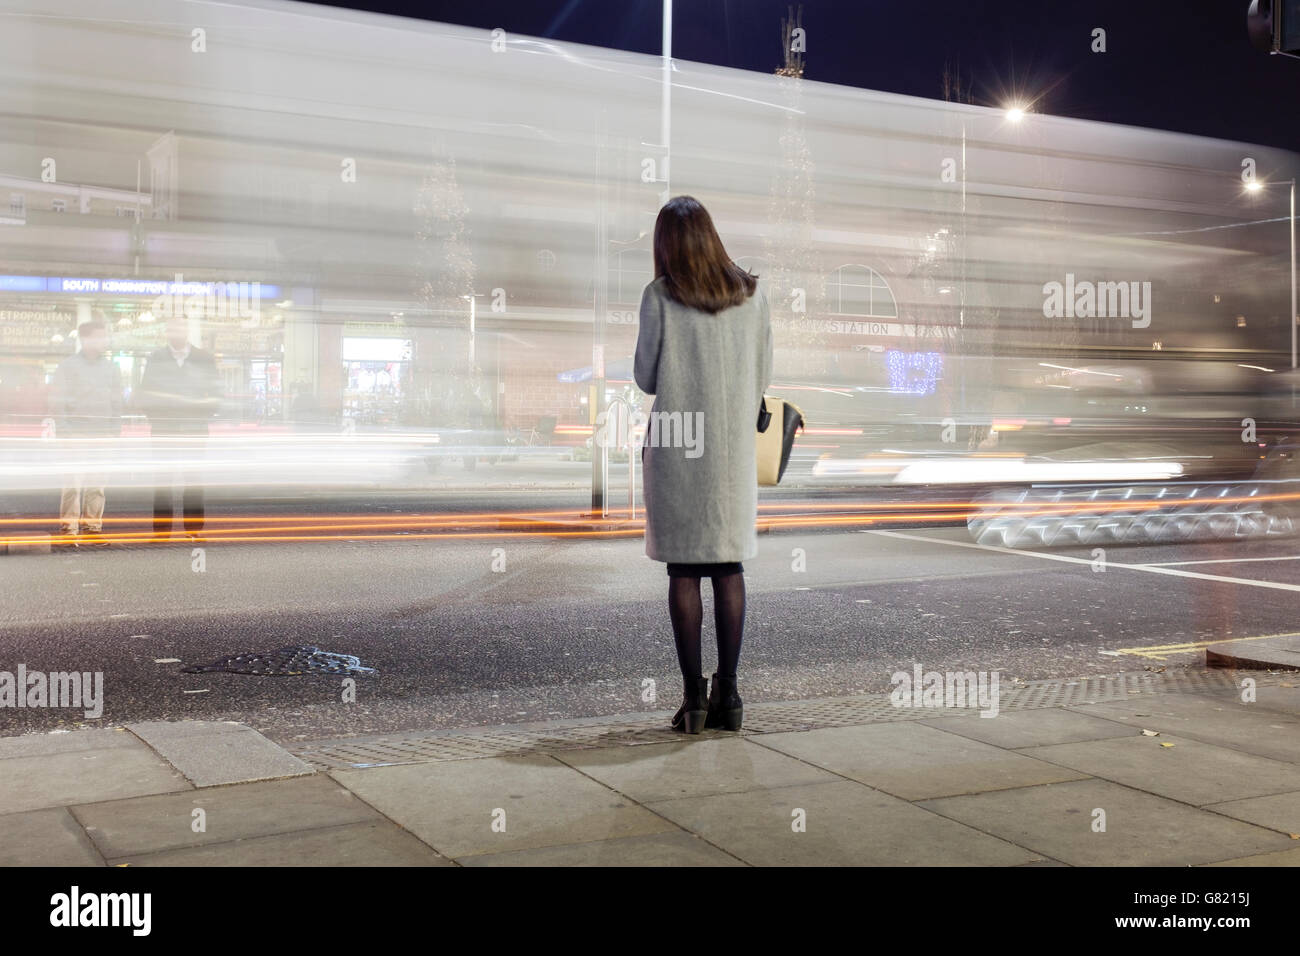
top-left (666, 561), bottom-right (744, 578)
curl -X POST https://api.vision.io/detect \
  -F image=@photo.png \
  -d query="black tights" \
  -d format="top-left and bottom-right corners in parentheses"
top-left (668, 571), bottom-right (746, 682)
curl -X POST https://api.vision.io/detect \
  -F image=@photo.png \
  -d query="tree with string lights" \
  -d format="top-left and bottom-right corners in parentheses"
top-left (413, 145), bottom-right (485, 431)
top-left (764, 4), bottom-right (828, 377)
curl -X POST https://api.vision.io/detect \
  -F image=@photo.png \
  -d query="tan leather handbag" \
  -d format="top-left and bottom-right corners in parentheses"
top-left (756, 395), bottom-right (804, 486)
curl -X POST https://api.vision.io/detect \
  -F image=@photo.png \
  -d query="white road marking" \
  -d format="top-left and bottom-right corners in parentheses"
top-left (868, 530), bottom-right (1300, 593)
top-left (1142, 554), bottom-right (1300, 567)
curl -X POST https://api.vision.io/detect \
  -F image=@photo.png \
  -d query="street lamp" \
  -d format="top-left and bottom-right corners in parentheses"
top-left (589, 0), bottom-right (669, 513)
top-left (661, 0), bottom-right (672, 206)
top-left (460, 292), bottom-right (480, 367)
top-left (1243, 178), bottom-right (1298, 369)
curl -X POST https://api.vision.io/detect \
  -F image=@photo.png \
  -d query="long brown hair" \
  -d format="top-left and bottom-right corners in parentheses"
top-left (653, 195), bottom-right (757, 314)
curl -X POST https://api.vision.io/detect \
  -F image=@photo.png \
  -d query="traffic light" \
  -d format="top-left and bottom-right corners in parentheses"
top-left (1248, 0), bottom-right (1300, 57)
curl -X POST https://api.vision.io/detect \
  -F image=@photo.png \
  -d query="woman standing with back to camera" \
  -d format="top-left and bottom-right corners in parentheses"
top-left (634, 195), bottom-right (773, 735)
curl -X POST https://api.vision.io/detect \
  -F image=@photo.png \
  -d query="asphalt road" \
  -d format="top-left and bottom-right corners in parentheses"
top-left (2, 514), bottom-right (1297, 745)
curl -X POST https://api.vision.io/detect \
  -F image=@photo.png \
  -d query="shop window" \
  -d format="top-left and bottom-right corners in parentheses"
top-left (830, 264), bottom-right (898, 318)
top-left (607, 249), bottom-right (652, 305)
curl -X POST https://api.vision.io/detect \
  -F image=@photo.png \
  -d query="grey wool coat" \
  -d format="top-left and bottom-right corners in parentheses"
top-left (634, 276), bottom-right (773, 563)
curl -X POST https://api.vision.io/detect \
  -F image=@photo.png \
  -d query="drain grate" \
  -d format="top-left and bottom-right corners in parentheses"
top-left (291, 668), bottom-right (1282, 771)
top-left (183, 645), bottom-right (377, 676)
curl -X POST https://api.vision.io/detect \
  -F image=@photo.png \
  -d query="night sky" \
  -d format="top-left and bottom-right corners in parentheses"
top-left (311, 0), bottom-right (1300, 153)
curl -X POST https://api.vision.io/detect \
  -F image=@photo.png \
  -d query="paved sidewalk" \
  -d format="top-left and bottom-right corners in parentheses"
top-left (2, 670), bottom-right (1300, 866)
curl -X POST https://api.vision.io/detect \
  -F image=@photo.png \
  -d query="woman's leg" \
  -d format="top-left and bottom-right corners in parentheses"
top-left (668, 575), bottom-right (704, 680)
top-left (711, 569), bottom-right (746, 678)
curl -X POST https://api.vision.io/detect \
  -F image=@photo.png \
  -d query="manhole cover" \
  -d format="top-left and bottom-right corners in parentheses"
top-left (182, 645), bottom-right (377, 676)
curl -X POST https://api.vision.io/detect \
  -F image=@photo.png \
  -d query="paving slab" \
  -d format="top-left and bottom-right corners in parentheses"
top-left (1253, 681), bottom-right (1300, 717)
top-left (1205, 791), bottom-right (1300, 836)
top-left (71, 775), bottom-right (379, 858)
top-left (1018, 734), bottom-right (1300, 806)
top-left (1200, 847), bottom-right (1300, 866)
top-left (0, 728), bottom-right (138, 760)
top-left (751, 722), bottom-right (1087, 800)
top-left (919, 778), bottom-right (1293, 866)
top-left (647, 779), bottom-right (1039, 866)
top-left (331, 753), bottom-right (678, 859)
top-left (111, 820), bottom-right (452, 866)
top-left (128, 720), bottom-right (313, 787)
top-left (1066, 695), bottom-right (1300, 764)
top-left (920, 708), bottom-right (1138, 750)
top-left (553, 737), bottom-right (839, 804)
top-left (0, 807), bottom-right (103, 866)
top-left (1206, 633), bottom-right (1300, 671)
top-left (459, 831), bottom-right (745, 867)
top-left (0, 743), bottom-right (189, 814)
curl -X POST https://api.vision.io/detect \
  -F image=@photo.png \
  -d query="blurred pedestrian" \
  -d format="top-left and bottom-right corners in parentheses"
top-left (634, 196), bottom-right (773, 734)
top-left (136, 317), bottom-right (222, 539)
top-left (49, 318), bottom-right (123, 547)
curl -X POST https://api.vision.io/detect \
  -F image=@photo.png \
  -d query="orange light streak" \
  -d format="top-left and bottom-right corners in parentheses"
top-left (3, 492), bottom-right (1297, 548)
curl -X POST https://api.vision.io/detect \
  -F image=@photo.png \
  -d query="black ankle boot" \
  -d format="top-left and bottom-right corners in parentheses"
top-left (671, 676), bottom-right (709, 734)
top-left (706, 672), bottom-right (743, 731)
